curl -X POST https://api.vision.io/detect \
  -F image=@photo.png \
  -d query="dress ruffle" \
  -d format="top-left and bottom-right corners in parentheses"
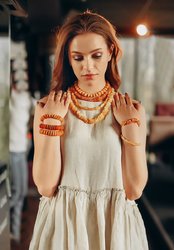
top-left (29, 185), bottom-right (149, 250)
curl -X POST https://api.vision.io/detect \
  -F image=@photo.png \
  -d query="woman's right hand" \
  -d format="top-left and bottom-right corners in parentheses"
top-left (37, 90), bottom-right (71, 119)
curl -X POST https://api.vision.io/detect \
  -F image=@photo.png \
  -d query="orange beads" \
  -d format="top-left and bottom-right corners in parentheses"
top-left (68, 82), bottom-right (115, 124)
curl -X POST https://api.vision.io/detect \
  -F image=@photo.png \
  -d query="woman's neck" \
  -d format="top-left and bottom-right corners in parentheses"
top-left (77, 80), bottom-right (107, 94)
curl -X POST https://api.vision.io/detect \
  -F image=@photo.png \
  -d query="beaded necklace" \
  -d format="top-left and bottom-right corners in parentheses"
top-left (68, 82), bottom-right (115, 124)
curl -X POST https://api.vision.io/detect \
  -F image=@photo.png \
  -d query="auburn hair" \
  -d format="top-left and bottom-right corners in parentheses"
top-left (51, 10), bottom-right (122, 92)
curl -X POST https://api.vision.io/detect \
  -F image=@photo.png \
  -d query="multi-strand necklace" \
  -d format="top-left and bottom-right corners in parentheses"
top-left (68, 82), bottom-right (115, 124)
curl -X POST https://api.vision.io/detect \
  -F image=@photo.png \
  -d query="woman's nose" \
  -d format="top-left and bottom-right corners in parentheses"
top-left (82, 57), bottom-right (94, 71)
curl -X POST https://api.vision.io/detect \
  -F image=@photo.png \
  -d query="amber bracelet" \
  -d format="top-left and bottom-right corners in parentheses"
top-left (121, 118), bottom-right (140, 127)
top-left (121, 134), bottom-right (141, 146)
top-left (39, 123), bottom-right (64, 130)
top-left (40, 114), bottom-right (64, 124)
top-left (39, 128), bottom-right (64, 136)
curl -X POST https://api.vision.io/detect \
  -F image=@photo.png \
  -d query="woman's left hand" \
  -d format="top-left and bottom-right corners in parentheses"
top-left (111, 92), bottom-right (143, 126)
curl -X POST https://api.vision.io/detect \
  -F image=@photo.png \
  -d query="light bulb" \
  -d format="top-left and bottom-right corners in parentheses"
top-left (136, 24), bottom-right (148, 36)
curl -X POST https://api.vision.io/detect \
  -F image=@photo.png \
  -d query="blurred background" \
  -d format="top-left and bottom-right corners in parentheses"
top-left (0, 0), bottom-right (174, 249)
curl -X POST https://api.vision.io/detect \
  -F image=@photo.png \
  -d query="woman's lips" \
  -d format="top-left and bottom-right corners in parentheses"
top-left (82, 74), bottom-right (98, 79)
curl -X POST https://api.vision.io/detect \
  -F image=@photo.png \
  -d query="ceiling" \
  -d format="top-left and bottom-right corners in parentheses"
top-left (1, 0), bottom-right (174, 36)
top-left (88, 0), bottom-right (174, 35)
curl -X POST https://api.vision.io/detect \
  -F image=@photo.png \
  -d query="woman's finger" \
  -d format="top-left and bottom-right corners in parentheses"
top-left (55, 90), bottom-right (62, 102)
top-left (65, 91), bottom-right (71, 107)
top-left (114, 92), bottom-right (120, 109)
top-left (111, 99), bottom-right (117, 116)
top-left (119, 92), bottom-right (126, 106)
top-left (47, 90), bottom-right (55, 102)
top-left (125, 92), bottom-right (133, 106)
top-left (60, 91), bottom-right (67, 103)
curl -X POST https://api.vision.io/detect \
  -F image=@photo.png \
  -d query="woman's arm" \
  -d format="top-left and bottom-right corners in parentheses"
top-left (32, 102), bottom-right (62, 197)
top-left (32, 90), bottom-right (71, 198)
top-left (121, 104), bottom-right (148, 200)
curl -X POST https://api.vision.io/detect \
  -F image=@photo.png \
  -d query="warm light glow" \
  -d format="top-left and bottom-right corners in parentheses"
top-left (136, 24), bottom-right (148, 36)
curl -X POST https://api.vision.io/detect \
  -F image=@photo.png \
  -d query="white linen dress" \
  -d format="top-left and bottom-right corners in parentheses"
top-left (29, 98), bottom-right (149, 250)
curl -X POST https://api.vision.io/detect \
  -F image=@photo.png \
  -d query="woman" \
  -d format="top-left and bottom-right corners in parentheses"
top-left (29, 10), bottom-right (149, 250)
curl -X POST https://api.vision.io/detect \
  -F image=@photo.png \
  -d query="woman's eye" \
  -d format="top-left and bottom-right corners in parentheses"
top-left (92, 53), bottom-right (102, 59)
top-left (73, 55), bottom-right (83, 61)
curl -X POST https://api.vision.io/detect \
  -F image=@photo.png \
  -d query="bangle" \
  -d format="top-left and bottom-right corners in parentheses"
top-left (40, 114), bottom-right (64, 124)
top-left (39, 123), bottom-right (64, 130)
top-left (121, 134), bottom-right (141, 146)
top-left (39, 128), bottom-right (64, 136)
top-left (121, 118), bottom-right (140, 127)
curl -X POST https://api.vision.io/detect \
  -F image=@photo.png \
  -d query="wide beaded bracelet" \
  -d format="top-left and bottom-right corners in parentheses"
top-left (39, 114), bottom-right (65, 136)
top-left (121, 118), bottom-right (140, 127)
top-left (40, 113), bottom-right (64, 124)
top-left (39, 123), bottom-right (64, 130)
top-left (120, 134), bottom-right (141, 146)
top-left (39, 128), bottom-right (64, 136)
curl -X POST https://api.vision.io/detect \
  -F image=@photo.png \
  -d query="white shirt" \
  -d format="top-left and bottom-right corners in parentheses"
top-left (9, 89), bottom-right (36, 152)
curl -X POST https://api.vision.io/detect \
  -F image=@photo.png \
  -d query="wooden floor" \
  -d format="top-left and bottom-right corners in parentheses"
top-left (11, 190), bottom-right (40, 250)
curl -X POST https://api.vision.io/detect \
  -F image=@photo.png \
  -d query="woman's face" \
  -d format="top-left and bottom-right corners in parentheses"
top-left (68, 32), bottom-right (112, 87)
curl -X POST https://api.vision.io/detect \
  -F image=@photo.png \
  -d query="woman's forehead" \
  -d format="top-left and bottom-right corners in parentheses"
top-left (69, 32), bottom-right (108, 54)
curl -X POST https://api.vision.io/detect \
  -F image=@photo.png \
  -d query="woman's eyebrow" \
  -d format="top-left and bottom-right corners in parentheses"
top-left (71, 48), bottom-right (102, 54)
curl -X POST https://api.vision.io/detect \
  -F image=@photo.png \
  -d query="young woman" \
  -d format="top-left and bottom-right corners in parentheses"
top-left (29, 10), bottom-right (149, 250)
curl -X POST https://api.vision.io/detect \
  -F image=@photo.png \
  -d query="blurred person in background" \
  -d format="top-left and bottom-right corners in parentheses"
top-left (9, 80), bottom-right (36, 243)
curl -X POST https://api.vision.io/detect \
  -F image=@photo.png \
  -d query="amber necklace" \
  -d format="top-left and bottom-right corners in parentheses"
top-left (68, 82), bottom-right (115, 124)
top-left (71, 87), bottom-right (112, 111)
top-left (69, 81), bottom-right (110, 102)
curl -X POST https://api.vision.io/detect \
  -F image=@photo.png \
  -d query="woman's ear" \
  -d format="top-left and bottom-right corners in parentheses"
top-left (108, 44), bottom-right (114, 61)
